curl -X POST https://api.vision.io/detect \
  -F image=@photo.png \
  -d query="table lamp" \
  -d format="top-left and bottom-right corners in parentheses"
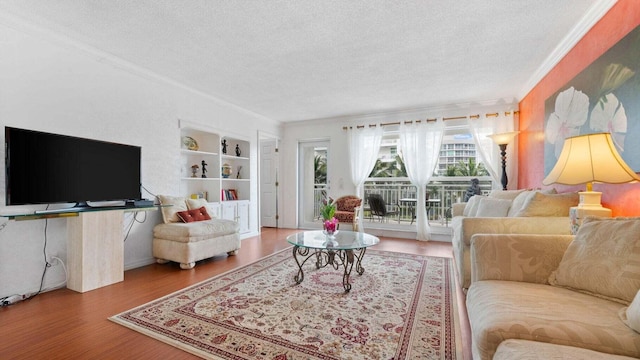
top-left (487, 131), bottom-right (520, 190)
top-left (542, 132), bottom-right (640, 234)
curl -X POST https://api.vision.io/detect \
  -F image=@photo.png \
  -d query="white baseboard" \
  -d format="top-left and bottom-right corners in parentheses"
top-left (124, 257), bottom-right (157, 271)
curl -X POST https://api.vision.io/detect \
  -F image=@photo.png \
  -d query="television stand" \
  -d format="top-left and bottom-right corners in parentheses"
top-left (67, 209), bottom-right (125, 292)
top-left (2, 205), bottom-right (163, 293)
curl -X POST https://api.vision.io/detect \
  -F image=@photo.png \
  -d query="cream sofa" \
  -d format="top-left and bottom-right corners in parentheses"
top-left (451, 189), bottom-right (577, 290)
top-left (153, 195), bottom-right (240, 269)
top-left (466, 216), bottom-right (640, 360)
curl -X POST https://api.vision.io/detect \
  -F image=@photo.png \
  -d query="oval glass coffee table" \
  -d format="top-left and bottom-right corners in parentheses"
top-left (286, 230), bottom-right (380, 292)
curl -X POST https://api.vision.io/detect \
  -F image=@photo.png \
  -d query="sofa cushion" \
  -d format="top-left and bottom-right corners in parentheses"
top-left (513, 191), bottom-right (578, 217)
top-left (488, 189), bottom-right (525, 200)
top-left (494, 339), bottom-right (639, 360)
top-left (476, 197), bottom-right (512, 217)
top-left (507, 190), bottom-right (536, 217)
top-left (186, 198), bottom-right (209, 210)
top-left (153, 219), bottom-right (239, 243)
top-left (157, 195), bottom-right (189, 223)
top-left (620, 290), bottom-right (640, 333)
top-left (464, 195), bottom-right (486, 217)
top-left (549, 217), bottom-right (640, 304)
top-left (467, 280), bottom-right (640, 359)
top-left (176, 206), bottom-right (212, 223)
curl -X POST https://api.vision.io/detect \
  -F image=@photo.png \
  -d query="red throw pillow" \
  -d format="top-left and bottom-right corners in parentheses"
top-left (176, 206), bottom-right (212, 223)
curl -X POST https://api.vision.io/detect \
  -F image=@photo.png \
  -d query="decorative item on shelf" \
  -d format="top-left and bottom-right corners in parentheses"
top-left (190, 164), bottom-right (199, 178)
top-left (221, 163), bottom-right (232, 178)
top-left (235, 144), bottom-right (241, 157)
top-left (201, 160), bottom-right (208, 178)
top-left (221, 139), bottom-right (227, 154)
top-left (487, 131), bottom-right (520, 190)
top-left (191, 192), bottom-right (208, 200)
top-left (543, 132), bottom-right (640, 234)
top-left (236, 165), bottom-right (242, 179)
top-left (182, 136), bottom-right (199, 151)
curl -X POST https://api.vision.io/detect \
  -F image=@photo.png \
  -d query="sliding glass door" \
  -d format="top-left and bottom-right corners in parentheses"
top-left (298, 140), bottom-right (329, 229)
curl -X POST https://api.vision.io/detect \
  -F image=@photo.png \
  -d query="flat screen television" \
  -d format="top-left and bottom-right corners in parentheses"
top-left (5, 127), bottom-right (141, 207)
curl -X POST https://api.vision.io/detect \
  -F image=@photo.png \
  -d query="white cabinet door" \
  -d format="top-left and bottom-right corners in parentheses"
top-left (221, 202), bottom-right (237, 222)
top-left (237, 200), bottom-right (250, 233)
top-left (220, 201), bottom-right (250, 234)
top-left (207, 202), bottom-right (221, 219)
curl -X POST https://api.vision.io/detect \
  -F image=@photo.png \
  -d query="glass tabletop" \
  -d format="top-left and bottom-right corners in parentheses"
top-left (286, 230), bottom-right (380, 250)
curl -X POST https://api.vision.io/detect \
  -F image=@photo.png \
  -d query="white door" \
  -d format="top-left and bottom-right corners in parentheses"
top-left (298, 140), bottom-right (330, 229)
top-left (260, 138), bottom-right (278, 227)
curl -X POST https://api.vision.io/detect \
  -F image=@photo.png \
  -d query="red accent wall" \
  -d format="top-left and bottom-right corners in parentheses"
top-left (518, 0), bottom-right (640, 216)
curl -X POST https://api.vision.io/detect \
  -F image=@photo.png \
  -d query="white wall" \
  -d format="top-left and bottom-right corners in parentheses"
top-left (280, 121), bottom-right (353, 229)
top-left (0, 22), bottom-right (280, 298)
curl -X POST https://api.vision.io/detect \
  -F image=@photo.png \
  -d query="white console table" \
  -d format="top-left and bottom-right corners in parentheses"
top-left (3, 205), bottom-right (160, 293)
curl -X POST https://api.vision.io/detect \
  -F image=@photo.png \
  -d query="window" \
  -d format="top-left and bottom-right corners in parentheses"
top-left (368, 124), bottom-right (490, 178)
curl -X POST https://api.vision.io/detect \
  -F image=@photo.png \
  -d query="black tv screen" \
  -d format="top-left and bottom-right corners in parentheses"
top-left (5, 127), bottom-right (141, 206)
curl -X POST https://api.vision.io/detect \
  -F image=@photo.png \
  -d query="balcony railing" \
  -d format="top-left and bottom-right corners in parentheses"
top-left (314, 177), bottom-right (494, 227)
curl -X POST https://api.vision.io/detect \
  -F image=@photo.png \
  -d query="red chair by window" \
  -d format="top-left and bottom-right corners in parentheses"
top-left (333, 195), bottom-right (362, 231)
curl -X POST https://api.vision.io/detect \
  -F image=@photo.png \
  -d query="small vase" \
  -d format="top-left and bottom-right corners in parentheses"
top-left (322, 232), bottom-right (338, 247)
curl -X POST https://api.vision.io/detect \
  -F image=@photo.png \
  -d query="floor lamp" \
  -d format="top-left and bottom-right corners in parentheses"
top-left (543, 132), bottom-right (640, 234)
top-left (488, 131), bottom-right (520, 190)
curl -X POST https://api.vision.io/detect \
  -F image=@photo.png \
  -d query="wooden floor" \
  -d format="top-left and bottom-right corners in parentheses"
top-left (0, 228), bottom-right (471, 359)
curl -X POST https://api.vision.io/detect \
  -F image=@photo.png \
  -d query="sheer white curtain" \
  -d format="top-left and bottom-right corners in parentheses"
top-left (347, 125), bottom-right (383, 232)
top-left (399, 119), bottom-right (444, 241)
top-left (467, 112), bottom-right (517, 190)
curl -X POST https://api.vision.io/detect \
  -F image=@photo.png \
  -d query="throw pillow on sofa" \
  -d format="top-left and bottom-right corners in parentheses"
top-left (487, 189), bottom-right (525, 201)
top-left (514, 191), bottom-right (578, 217)
top-left (549, 216), bottom-right (640, 304)
top-left (186, 198), bottom-right (208, 210)
top-left (507, 188), bottom-right (557, 217)
top-left (157, 195), bottom-right (189, 223)
top-left (176, 206), bottom-right (212, 223)
top-left (476, 197), bottom-right (512, 217)
top-left (463, 195), bottom-right (486, 217)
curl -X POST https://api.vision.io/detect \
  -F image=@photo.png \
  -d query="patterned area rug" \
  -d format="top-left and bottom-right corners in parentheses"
top-left (110, 248), bottom-right (461, 359)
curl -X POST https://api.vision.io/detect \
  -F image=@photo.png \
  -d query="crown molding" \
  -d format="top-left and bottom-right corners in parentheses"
top-left (517, 0), bottom-right (618, 100)
top-left (285, 98), bottom-right (518, 128)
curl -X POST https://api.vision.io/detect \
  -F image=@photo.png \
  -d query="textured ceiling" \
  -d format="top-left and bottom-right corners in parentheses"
top-left (0, 0), bottom-right (611, 122)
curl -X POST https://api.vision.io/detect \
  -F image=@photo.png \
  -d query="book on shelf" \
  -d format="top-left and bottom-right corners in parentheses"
top-left (221, 189), bottom-right (238, 201)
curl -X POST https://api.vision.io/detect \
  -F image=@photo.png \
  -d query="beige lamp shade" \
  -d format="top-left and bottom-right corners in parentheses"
top-left (487, 131), bottom-right (520, 145)
top-left (543, 132), bottom-right (640, 188)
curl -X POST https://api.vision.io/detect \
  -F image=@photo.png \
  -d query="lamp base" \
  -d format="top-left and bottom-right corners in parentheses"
top-left (578, 191), bottom-right (605, 209)
top-left (570, 191), bottom-right (612, 235)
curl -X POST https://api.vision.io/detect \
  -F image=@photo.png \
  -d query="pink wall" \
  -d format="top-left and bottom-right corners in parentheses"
top-left (518, 0), bottom-right (640, 216)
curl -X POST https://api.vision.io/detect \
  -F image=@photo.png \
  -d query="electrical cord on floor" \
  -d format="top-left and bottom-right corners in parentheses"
top-left (1, 209), bottom-right (54, 306)
top-left (0, 254), bottom-right (68, 306)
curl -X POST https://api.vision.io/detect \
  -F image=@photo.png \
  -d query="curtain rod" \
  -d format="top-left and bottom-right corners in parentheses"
top-left (342, 110), bottom-right (519, 130)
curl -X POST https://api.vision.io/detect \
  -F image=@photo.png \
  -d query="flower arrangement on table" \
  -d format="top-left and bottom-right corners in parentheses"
top-left (320, 195), bottom-right (338, 235)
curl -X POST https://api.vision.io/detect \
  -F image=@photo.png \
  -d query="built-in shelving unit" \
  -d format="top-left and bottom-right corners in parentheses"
top-left (179, 121), bottom-right (251, 235)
